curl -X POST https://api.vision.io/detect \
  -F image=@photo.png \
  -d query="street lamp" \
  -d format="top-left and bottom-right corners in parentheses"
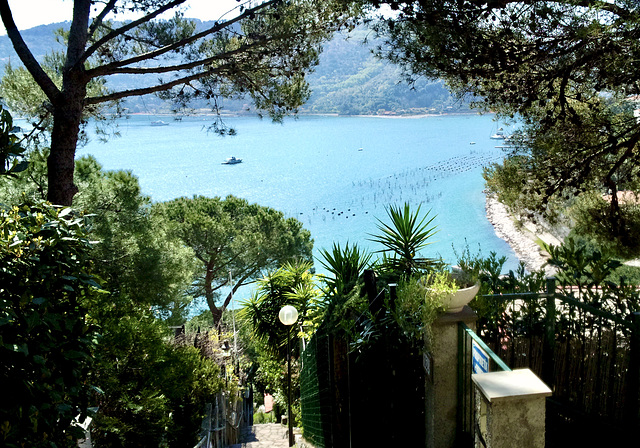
top-left (278, 305), bottom-right (298, 447)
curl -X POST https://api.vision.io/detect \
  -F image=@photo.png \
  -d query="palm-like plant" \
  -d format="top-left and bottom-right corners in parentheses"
top-left (369, 203), bottom-right (439, 278)
top-left (239, 261), bottom-right (320, 359)
top-left (318, 242), bottom-right (372, 299)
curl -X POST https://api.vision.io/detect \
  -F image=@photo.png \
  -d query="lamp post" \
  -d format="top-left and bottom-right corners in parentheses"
top-left (278, 305), bottom-right (298, 447)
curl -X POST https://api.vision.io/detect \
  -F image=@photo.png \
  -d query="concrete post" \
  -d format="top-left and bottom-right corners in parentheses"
top-left (472, 369), bottom-right (552, 448)
top-left (425, 306), bottom-right (477, 448)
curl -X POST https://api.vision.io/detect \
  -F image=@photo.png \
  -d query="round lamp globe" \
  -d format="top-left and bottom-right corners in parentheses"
top-left (278, 305), bottom-right (299, 326)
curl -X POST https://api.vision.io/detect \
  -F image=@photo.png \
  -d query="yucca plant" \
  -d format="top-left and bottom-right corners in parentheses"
top-left (369, 203), bottom-right (440, 278)
top-left (318, 242), bottom-right (372, 298)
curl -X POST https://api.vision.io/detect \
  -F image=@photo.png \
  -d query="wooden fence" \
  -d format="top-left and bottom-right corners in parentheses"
top-left (477, 278), bottom-right (640, 447)
top-left (300, 274), bottom-right (640, 447)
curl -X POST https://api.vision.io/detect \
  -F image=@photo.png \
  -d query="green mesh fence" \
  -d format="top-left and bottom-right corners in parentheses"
top-left (300, 325), bottom-right (333, 448)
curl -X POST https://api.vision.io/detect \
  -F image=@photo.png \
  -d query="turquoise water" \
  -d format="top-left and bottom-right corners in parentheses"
top-left (78, 113), bottom-right (518, 283)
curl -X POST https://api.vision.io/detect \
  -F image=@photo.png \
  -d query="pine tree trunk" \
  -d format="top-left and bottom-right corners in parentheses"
top-left (46, 74), bottom-right (86, 206)
top-left (210, 307), bottom-right (223, 328)
top-left (45, 1), bottom-right (90, 206)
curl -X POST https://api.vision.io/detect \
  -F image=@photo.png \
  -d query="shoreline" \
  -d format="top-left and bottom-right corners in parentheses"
top-left (126, 111), bottom-right (485, 119)
top-left (485, 195), bottom-right (557, 276)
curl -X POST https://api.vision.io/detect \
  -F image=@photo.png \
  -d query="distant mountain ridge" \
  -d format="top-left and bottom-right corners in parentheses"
top-left (0, 20), bottom-right (468, 116)
top-left (0, 22), bottom-right (69, 64)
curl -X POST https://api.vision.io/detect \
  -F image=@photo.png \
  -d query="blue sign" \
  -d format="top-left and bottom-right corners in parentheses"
top-left (472, 342), bottom-right (489, 374)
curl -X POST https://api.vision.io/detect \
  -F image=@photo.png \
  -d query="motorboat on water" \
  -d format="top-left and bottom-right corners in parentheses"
top-left (222, 156), bottom-right (242, 165)
top-left (150, 120), bottom-right (169, 126)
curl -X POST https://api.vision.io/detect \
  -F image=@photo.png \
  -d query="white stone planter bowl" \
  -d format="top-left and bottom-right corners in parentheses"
top-left (444, 283), bottom-right (480, 313)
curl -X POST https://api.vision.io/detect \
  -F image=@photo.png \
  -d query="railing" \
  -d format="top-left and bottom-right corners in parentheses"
top-left (475, 278), bottom-right (557, 386)
top-left (300, 324), bottom-right (336, 448)
top-left (474, 277), bottom-right (640, 446)
top-left (457, 322), bottom-right (511, 446)
top-left (192, 391), bottom-right (247, 448)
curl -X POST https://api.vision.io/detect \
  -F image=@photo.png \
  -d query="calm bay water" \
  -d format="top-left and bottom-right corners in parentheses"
top-left (78, 113), bottom-right (518, 287)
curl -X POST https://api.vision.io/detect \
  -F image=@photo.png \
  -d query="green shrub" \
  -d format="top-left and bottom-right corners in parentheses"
top-left (394, 272), bottom-right (452, 346)
top-left (253, 411), bottom-right (277, 424)
top-left (0, 200), bottom-right (101, 447)
top-left (570, 191), bottom-right (640, 258)
top-left (609, 264), bottom-right (640, 285)
top-left (90, 316), bottom-right (223, 448)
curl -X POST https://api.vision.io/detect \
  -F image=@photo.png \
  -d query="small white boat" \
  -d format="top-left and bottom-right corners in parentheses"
top-left (150, 120), bottom-right (169, 126)
top-left (222, 156), bottom-right (242, 165)
top-left (490, 128), bottom-right (507, 139)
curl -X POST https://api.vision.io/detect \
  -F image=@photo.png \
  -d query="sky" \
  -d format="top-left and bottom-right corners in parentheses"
top-left (2, 0), bottom-right (240, 33)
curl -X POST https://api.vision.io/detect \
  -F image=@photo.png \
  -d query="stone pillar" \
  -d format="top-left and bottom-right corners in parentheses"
top-left (472, 369), bottom-right (552, 448)
top-left (425, 306), bottom-right (477, 448)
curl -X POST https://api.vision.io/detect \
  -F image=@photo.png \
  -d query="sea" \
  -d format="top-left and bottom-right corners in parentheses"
top-left (77, 113), bottom-right (519, 303)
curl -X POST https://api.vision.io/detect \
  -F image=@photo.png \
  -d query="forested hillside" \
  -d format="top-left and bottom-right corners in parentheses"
top-left (304, 29), bottom-right (467, 115)
top-left (0, 21), bottom-right (468, 115)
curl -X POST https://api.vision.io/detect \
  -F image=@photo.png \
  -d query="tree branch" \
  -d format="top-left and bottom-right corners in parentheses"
top-left (83, 0), bottom-right (280, 72)
top-left (81, 0), bottom-right (189, 64)
top-left (66, 0), bottom-right (92, 73)
top-left (84, 65), bottom-right (229, 104)
top-left (605, 132), bottom-right (640, 184)
top-left (220, 267), bottom-right (259, 311)
top-left (571, 0), bottom-right (636, 21)
top-left (88, 0), bottom-right (118, 39)
top-left (209, 255), bottom-right (260, 288)
top-left (475, 0), bottom-right (633, 20)
top-left (87, 37), bottom-right (269, 77)
top-left (0, 0), bottom-right (60, 102)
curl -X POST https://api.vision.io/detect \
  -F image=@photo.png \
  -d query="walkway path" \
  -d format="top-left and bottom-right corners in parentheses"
top-left (228, 423), bottom-right (292, 448)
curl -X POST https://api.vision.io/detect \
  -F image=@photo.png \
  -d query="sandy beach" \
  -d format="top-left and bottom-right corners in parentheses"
top-left (485, 195), bottom-right (558, 276)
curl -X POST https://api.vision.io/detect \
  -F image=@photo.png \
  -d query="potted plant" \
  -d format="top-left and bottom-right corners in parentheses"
top-left (369, 204), bottom-right (481, 344)
top-left (394, 270), bottom-right (455, 345)
top-left (443, 266), bottom-right (480, 313)
top-left (392, 266), bottom-right (480, 354)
